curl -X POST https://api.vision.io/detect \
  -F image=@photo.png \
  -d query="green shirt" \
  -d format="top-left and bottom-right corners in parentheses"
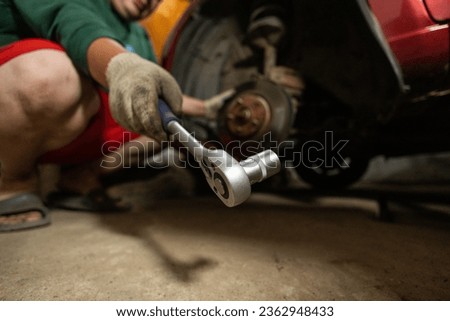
top-left (0, 0), bottom-right (156, 75)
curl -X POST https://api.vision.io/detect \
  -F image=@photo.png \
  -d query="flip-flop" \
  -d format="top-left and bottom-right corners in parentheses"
top-left (46, 189), bottom-right (131, 212)
top-left (0, 193), bottom-right (51, 232)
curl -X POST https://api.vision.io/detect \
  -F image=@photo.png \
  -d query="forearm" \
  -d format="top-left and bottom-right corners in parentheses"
top-left (182, 95), bottom-right (206, 117)
top-left (86, 37), bottom-right (128, 88)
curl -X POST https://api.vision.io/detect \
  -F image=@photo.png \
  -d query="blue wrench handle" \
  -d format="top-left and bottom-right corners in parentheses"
top-left (157, 99), bottom-right (180, 132)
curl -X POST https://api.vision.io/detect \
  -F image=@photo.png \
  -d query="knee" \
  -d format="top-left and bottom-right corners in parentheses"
top-left (13, 50), bottom-right (84, 119)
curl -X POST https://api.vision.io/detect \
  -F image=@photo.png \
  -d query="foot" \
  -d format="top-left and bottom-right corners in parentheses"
top-left (51, 163), bottom-right (130, 212)
top-left (0, 210), bottom-right (43, 226)
top-left (57, 163), bottom-right (103, 195)
top-left (0, 192), bottom-right (50, 232)
top-left (0, 173), bottom-right (47, 230)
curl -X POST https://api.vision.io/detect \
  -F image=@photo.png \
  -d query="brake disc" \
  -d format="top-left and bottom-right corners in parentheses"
top-left (217, 78), bottom-right (294, 158)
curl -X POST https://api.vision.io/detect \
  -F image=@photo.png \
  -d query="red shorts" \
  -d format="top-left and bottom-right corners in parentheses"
top-left (0, 39), bottom-right (140, 164)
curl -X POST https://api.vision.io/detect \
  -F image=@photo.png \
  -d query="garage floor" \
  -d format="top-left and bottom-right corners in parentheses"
top-left (1, 156), bottom-right (450, 301)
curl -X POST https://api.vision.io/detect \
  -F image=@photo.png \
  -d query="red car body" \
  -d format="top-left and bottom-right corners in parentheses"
top-left (370, 0), bottom-right (449, 82)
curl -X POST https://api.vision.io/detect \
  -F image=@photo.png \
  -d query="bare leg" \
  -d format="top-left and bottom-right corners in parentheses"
top-left (0, 49), bottom-right (100, 225)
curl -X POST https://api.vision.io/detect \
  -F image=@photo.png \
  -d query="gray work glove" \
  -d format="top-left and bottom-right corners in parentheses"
top-left (106, 52), bottom-right (183, 142)
top-left (203, 89), bottom-right (236, 120)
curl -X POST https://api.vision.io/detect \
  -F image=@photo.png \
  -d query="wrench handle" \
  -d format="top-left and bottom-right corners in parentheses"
top-left (157, 99), bottom-right (205, 161)
top-left (157, 99), bottom-right (180, 132)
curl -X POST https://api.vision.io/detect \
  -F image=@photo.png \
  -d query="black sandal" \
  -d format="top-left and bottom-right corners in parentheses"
top-left (0, 193), bottom-right (51, 232)
top-left (46, 189), bottom-right (131, 212)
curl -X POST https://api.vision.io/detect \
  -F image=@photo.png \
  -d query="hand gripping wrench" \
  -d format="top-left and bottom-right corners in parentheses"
top-left (158, 100), bottom-right (281, 207)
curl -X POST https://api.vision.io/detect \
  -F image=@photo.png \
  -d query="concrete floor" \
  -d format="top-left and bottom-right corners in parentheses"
top-left (1, 158), bottom-right (450, 301)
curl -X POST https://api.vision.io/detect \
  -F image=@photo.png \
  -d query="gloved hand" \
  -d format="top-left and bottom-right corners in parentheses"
top-left (106, 52), bottom-right (183, 142)
top-left (203, 89), bottom-right (236, 120)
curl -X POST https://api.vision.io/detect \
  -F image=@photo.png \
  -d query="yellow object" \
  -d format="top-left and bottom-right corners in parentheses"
top-left (141, 0), bottom-right (190, 62)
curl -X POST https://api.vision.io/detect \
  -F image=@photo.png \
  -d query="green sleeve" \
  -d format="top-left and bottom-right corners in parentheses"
top-left (12, 0), bottom-right (122, 75)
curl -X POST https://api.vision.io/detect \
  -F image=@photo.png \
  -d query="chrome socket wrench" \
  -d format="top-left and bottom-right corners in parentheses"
top-left (158, 100), bottom-right (281, 207)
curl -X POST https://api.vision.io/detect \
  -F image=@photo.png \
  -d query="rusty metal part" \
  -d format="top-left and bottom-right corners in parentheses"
top-left (218, 79), bottom-right (294, 145)
top-left (225, 93), bottom-right (272, 139)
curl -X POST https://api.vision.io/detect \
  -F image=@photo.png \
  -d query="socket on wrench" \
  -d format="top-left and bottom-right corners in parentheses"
top-left (158, 100), bottom-right (281, 207)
